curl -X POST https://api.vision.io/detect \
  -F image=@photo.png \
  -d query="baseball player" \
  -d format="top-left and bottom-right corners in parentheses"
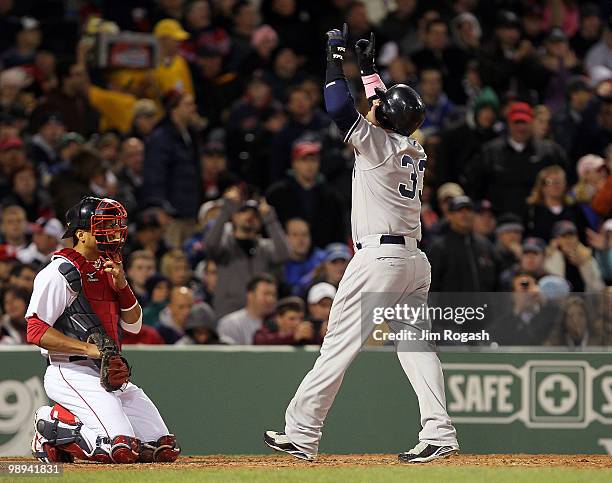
top-left (27, 197), bottom-right (180, 464)
top-left (264, 26), bottom-right (458, 463)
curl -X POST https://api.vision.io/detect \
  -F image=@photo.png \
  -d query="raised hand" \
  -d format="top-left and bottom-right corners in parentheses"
top-left (326, 23), bottom-right (348, 64)
top-left (355, 32), bottom-right (377, 75)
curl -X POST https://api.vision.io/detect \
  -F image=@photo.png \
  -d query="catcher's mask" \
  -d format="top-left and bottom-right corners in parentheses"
top-left (63, 197), bottom-right (128, 260)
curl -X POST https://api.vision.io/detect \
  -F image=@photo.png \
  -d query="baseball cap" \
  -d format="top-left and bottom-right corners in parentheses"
top-left (566, 76), bottom-right (592, 96)
top-left (538, 275), bottom-right (571, 300)
top-left (198, 199), bottom-right (222, 223)
top-left (184, 302), bottom-right (217, 331)
top-left (496, 11), bottom-right (521, 29)
top-left (474, 199), bottom-right (494, 213)
top-left (291, 140), bottom-right (321, 160)
top-left (448, 195), bottom-right (474, 212)
top-left (136, 211), bottom-right (161, 230)
top-left (0, 137), bottom-right (24, 151)
top-left (522, 237), bottom-right (545, 254)
top-left (58, 132), bottom-right (85, 150)
top-left (153, 19), bottom-right (190, 40)
top-left (507, 102), bottom-right (533, 123)
top-left (307, 282), bottom-right (337, 305)
top-left (576, 154), bottom-right (605, 178)
top-left (20, 16), bottom-right (39, 31)
top-left (39, 112), bottom-right (64, 127)
top-left (496, 213), bottom-right (524, 234)
top-left (237, 199), bottom-right (260, 214)
top-left (324, 243), bottom-right (351, 263)
top-left (547, 27), bottom-right (567, 43)
top-left (603, 219), bottom-right (612, 233)
top-left (552, 220), bottom-right (577, 238)
top-left (34, 218), bottom-right (64, 240)
top-left (437, 182), bottom-right (464, 202)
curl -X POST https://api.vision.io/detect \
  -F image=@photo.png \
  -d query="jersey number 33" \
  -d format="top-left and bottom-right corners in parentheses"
top-left (398, 155), bottom-right (426, 200)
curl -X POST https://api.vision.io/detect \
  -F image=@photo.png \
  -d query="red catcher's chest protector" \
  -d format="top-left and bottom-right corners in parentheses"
top-left (52, 248), bottom-right (121, 346)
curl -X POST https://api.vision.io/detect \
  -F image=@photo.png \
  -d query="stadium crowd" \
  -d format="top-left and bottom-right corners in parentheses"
top-left (0, 0), bottom-right (610, 348)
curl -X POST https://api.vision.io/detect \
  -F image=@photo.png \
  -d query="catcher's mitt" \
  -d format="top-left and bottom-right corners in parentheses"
top-left (87, 332), bottom-right (131, 392)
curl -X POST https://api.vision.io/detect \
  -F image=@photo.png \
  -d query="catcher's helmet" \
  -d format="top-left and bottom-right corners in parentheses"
top-left (63, 196), bottom-right (128, 259)
top-left (374, 84), bottom-right (425, 137)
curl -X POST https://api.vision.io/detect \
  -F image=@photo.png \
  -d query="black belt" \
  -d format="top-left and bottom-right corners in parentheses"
top-left (69, 356), bottom-right (88, 362)
top-left (356, 235), bottom-right (405, 250)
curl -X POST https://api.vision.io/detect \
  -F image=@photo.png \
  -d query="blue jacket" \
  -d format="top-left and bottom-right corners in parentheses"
top-left (144, 118), bottom-right (202, 218)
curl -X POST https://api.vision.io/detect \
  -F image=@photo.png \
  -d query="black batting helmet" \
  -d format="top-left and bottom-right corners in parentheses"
top-left (62, 196), bottom-right (102, 239)
top-left (374, 84), bottom-right (425, 137)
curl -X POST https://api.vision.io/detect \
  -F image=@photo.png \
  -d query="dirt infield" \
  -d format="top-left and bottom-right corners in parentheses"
top-left (3, 454), bottom-right (612, 471)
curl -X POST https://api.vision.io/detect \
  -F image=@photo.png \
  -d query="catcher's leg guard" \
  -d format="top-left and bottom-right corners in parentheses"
top-left (32, 406), bottom-right (74, 463)
top-left (110, 435), bottom-right (141, 463)
top-left (138, 434), bottom-right (180, 462)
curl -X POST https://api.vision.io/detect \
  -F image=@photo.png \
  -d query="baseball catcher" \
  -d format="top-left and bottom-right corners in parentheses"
top-left (27, 196), bottom-right (180, 464)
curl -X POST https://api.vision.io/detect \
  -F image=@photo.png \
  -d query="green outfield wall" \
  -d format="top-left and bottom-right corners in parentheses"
top-left (1, 347), bottom-right (611, 456)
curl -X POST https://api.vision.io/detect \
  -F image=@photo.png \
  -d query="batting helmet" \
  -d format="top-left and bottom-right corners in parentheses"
top-left (374, 84), bottom-right (425, 137)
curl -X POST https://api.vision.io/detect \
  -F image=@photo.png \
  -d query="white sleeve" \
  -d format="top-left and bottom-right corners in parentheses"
top-left (345, 114), bottom-right (398, 169)
top-left (25, 260), bottom-right (77, 325)
top-left (120, 315), bottom-right (142, 334)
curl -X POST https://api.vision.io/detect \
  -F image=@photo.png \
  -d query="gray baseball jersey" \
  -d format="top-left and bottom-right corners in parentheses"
top-left (346, 114), bottom-right (426, 243)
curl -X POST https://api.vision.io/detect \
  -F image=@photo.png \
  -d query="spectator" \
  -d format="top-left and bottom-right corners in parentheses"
top-left (240, 25), bottom-right (279, 75)
top-left (493, 214), bottom-right (524, 273)
top-left (152, 19), bottom-right (194, 96)
top-left (7, 262), bottom-right (35, 292)
top-left (472, 200), bottom-right (496, 241)
top-left (0, 204), bottom-right (28, 256)
top-left (0, 67), bottom-right (32, 115)
top-left (551, 77), bottom-right (593, 159)
top-left (28, 112), bottom-right (65, 170)
top-left (379, 0), bottom-right (419, 54)
top-left (1, 17), bottom-right (41, 69)
top-left (307, 243), bottom-right (351, 291)
top-left (263, 0), bottom-right (315, 59)
top-left (585, 15), bottom-right (612, 72)
top-left (499, 237), bottom-right (548, 290)
top-left (592, 171), bottom-right (612, 218)
top-left (175, 302), bottom-right (219, 345)
top-left (418, 68), bottom-right (456, 131)
top-left (3, 163), bottom-right (53, 222)
top-left (544, 295), bottom-right (606, 346)
top-left (181, 0), bottom-right (231, 64)
top-left (0, 136), bottom-right (27, 198)
top-left (155, 285), bottom-right (194, 344)
top-left (194, 259), bottom-right (217, 306)
top-left (570, 154), bottom-right (608, 230)
top-left (412, 18), bottom-right (469, 104)
top-left (126, 250), bottom-right (156, 306)
top-left (254, 295), bottom-right (321, 345)
top-left (267, 139), bottom-right (345, 248)
top-left (116, 137), bottom-right (145, 207)
top-left (31, 61), bottom-right (98, 137)
top-left (306, 281), bottom-right (336, 339)
top-left (525, 165), bottom-right (587, 242)
top-left (204, 188), bottom-right (290, 317)
top-left (570, 3), bottom-right (603, 58)
top-left (142, 275), bottom-right (171, 326)
top-left (587, 218), bottom-right (612, 286)
top-left (217, 273), bottom-right (278, 345)
top-left (0, 285), bottom-right (29, 344)
top-left (428, 196), bottom-right (497, 291)
top-left (282, 218), bottom-right (326, 295)
top-left (16, 217), bottom-right (62, 268)
top-left (160, 249), bottom-right (193, 287)
top-left (54, 132), bottom-right (84, 175)
top-left (532, 105), bottom-right (552, 141)
top-left (465, 102), bottom-right (568, 218)
top-left (265, 47), bottom-right (305, 103)
top-left (544, 220), bottom-right (605, 292)
top-left (200, 140), bottom-right (230, 203)
top-left (437, 87), bottom-right (499, 184)
top-left (495, 271), bottom-right (555, 346)
top-left (127, 210), bottom-right (171, 262)
top-left (129, 99), bottom-right (159, 140)
top-left (144, 90), bottom-right (202, 247)
top-left (478, 11), bottom-right (548, 99)
top-left (230, 0), bottom-right (259, 67)
top-left (426, 182), bottom-right (465, 241)
top-left (183, 199), bottom-right (223, 268)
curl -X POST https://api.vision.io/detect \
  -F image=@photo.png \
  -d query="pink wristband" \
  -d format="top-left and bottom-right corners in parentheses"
top-left (362, 74), bottom-right (386, 99)
top-left (117, 285), bottom-right (138, 310)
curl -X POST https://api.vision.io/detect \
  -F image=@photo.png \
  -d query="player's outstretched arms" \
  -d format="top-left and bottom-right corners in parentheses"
top-left (324, 23), bottom-right (359, 139)
top-left (27, 319), bottom-right (101, 358)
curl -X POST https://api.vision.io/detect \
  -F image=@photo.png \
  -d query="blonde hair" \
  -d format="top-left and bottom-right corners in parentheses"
top-left (526, 165), bottom-right (567, 206)
top-left (160, 249), bottom-right (189, 278)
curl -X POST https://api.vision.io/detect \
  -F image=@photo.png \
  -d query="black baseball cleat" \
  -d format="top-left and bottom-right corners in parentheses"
top-left (263, 431), bottom-right (315, 461)
top-left (398, 442), bottom-right (459, 463)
